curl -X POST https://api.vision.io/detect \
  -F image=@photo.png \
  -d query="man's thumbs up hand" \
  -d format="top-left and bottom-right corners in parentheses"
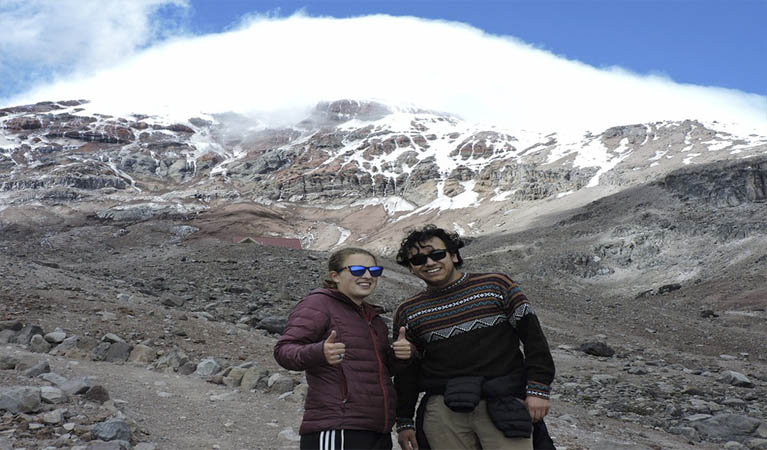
top-left (392, 326), bottom-right (413, 360)
top-left (323, 330), bottom-right (346, 365)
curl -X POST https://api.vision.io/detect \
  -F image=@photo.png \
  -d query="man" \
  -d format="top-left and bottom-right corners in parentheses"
top-left (392, 225), bottom-right (555, 450)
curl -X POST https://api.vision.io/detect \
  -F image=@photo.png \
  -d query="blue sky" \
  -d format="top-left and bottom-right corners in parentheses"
top-left (1, 0), bottom-right (764, 132)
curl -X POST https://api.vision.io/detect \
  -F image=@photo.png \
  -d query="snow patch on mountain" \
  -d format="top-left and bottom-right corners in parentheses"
top-left (396, 180), bottom-right (481, 222)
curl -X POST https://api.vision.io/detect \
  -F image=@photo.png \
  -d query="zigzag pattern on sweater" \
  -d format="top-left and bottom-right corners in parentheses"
top-left (407, 292), bottom-right (504, 323)
top-left (423, 314), bottom-right (507, 343)
top-left (510, 303), bottom-right (535, 328)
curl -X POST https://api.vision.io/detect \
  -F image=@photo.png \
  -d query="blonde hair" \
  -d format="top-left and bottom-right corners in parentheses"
top-left (323, 247), bottom-right (378, 289)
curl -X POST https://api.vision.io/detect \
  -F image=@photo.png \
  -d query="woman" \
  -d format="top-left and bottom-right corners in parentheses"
top-left (274, 247), bottom-right (412, 450)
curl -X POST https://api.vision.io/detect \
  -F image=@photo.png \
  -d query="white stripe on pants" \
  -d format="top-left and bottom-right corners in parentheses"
top-left (319, 430), bottom-right (345, 450)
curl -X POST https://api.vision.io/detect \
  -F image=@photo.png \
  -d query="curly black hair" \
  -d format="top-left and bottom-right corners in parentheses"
top-left (395, 224), bottom-right (465, 268)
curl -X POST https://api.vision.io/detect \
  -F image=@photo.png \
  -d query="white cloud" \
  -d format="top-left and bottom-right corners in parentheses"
top-left (2, 11), bottom-right (766, 134)
top-left (0, 0), bottom-right (188, 90)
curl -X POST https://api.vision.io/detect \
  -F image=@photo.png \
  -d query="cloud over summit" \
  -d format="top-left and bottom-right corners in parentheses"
top-left (2, 4), bottom-right (765, 133)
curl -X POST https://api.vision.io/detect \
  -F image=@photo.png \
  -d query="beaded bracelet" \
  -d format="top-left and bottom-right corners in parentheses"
top-left (396, 417), bottom-right (415, 433)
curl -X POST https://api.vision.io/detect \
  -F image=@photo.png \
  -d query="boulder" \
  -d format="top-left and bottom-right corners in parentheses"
top-left (0, 386), bottom-right (42, 413)
top-left (92, 419), bottom-right (132, 442)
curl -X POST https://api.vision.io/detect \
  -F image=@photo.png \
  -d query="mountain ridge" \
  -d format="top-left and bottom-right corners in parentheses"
top-left (2, 98), bottom-right (765, 249)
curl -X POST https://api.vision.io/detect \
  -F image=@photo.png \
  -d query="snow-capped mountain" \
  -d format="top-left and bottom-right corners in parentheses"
top-left (1, 98), bottom-right (766, 251)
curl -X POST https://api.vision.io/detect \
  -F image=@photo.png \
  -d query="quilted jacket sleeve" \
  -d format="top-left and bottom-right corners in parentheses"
top-left (273, 295), bottom-right (332, 371)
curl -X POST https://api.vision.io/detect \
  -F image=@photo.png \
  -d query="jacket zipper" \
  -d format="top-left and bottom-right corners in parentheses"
top-left (366, 318), bottom-right (390, 432)
top-left (336, 328), bottom-right (348, 405)
top-left (339, 366), bottom-right (348, 405)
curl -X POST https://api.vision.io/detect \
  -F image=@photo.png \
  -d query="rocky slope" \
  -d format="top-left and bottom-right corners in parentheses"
top-left (0, 214), bottom-right (765, 449)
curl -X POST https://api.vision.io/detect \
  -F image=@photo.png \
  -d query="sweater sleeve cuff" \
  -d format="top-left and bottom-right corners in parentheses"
top-left (526, 381), bottom-right (552, 400)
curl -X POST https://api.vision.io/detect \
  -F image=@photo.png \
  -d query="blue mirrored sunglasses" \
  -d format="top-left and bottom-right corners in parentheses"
top-left (341, 265), bottom-right (384, 277)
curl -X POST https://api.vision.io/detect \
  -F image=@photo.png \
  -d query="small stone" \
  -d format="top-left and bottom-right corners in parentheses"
top-left (720, 370), bottom-right (754, 388)
top-left (40, 386), bottom-right (67, 404)
top-left (29, 334), bottom-right (52, 353)
top-left (278, 427), bottom-right (301, 442)
top-left (92, 419), bottom-right (132, 442)
top-left (579, 342), bottom-right (615, 357)
top-left (85, 385), bottom-right (110, 403)
top-left (44, 331), bottom-right (67, 344)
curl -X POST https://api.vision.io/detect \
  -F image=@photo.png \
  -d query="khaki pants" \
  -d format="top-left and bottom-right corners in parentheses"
top-left (422, 395), bottom-right (533, 450)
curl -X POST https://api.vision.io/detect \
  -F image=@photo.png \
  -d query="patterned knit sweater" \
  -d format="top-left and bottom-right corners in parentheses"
top-left (392, 272), bottom-right (555, 423)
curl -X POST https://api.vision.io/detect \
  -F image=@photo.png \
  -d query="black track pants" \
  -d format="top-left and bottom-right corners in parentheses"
top-left (300, 429), bottom-right (392, 450)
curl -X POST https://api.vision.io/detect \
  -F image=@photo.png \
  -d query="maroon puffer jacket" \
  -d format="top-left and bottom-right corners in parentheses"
top-left (273, 288), bottom-right (398, 435)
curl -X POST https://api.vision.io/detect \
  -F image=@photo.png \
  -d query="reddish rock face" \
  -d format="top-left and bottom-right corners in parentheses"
top-left (0, 101), bottom-right (64, 115)
top-left (317, 99), bottom-right (391, 122)
top-left (453, 131), bottom-right (516, 160)
top-left (165, 124), bottom-right (195, 133)
top-left (103, 124), bottom-right (135, 143)
top-left (4, 117), bottom-right (43, 130)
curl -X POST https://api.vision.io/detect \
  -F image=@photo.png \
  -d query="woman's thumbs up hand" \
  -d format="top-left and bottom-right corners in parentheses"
top-left (323, 330), bottom-right (346, 365)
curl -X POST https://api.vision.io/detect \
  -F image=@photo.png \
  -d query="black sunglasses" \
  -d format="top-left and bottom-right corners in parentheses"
top-left (408, 249), bottom-right (448, 266)
top-left (341, 265), bottom-right (384, 277)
